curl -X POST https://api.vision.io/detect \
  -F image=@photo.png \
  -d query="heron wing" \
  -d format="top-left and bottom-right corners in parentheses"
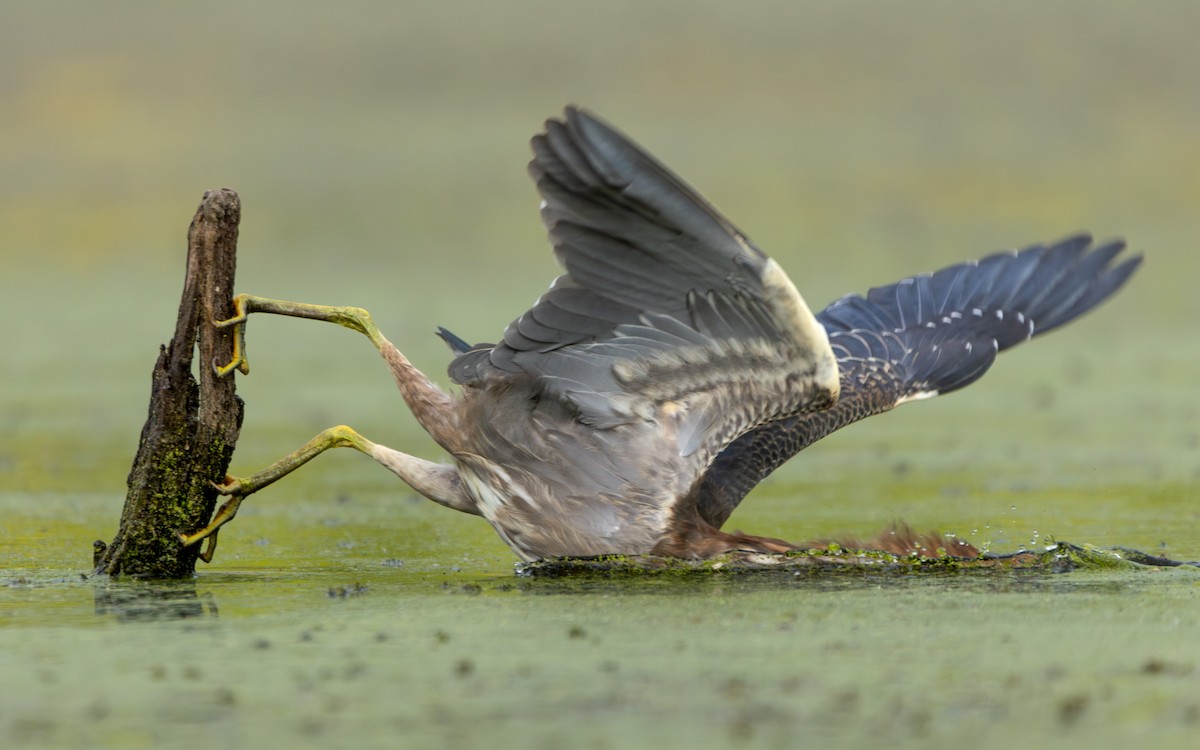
top-left (695, 235), bottom-right (1142, 527)
top-left (448, 106), bottom-right (839, 464)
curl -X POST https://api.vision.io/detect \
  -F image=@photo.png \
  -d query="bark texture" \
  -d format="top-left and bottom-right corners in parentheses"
top-left (94, 189), bottom-right (245, 578)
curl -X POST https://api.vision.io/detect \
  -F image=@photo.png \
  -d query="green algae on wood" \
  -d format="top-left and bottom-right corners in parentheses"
top-left (93, 189), bottom-right (245, 579)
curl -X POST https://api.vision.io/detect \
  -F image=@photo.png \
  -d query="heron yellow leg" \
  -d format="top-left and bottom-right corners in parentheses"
top-left (179, 425), bottom-right (378, 558)
top-left (190, 293), bottom-right (460, 562)
top-left (213, 294), bottom-right (387, 376)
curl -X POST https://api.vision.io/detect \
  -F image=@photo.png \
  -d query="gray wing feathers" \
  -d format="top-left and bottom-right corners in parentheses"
top-left (449, 107), bottom-right (838, 456)
top-left (531, 115), bottom-right (770, 321)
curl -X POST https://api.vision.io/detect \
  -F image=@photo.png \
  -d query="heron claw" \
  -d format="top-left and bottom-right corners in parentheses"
top-left (213, 355), bottom-right (249, 378)
top-left (212, 295), bottom-right (251, 377)
top-left (213, 309), bottom-right (248, 329)
top-left (212, 474), bottom-right (246, 496)
top-left (180, 487), bottom-right (247, 562)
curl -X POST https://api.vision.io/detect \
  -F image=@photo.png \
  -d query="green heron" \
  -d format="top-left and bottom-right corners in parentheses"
top-left (180, 107), bottom-right (1141, 563)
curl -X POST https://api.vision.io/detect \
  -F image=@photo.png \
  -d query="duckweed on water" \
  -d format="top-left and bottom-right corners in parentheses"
top-left (515, 542), bottom-right (1197, 578)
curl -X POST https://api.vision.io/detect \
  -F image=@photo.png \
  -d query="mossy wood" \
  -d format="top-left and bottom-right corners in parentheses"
top-left (94, 189), bottom-right (245, 578)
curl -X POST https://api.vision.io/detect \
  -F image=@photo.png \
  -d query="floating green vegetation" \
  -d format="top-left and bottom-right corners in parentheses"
top-left (516, 542), bottom-right (1197, 578)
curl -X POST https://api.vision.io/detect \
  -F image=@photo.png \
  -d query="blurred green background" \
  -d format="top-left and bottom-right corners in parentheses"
top-left (3, 0), bottom-right (1198, 553)
top-left (3, 3), bottom-right (1200, 749)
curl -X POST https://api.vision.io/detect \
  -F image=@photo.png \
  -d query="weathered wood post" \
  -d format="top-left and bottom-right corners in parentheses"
top-left (94, 189), bottom-right (245, 578)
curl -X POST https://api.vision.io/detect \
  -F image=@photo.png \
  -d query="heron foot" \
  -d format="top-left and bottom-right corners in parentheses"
top-left (177, 428), bottom-right (378, 563)
top-left (179, 484), bottom-right (247, 564)
top-left (213, 294), bottom-right (253, 376)
top-left (180, 499), bottom-right (241, 564)
top-left (212, 474), bottom-right (248, 496)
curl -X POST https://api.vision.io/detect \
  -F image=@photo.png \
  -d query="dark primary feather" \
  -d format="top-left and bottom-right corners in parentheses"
top-left (436, 326), bottom-right (474, 354)
top-left (695, 235), bottom-right (1142, 528)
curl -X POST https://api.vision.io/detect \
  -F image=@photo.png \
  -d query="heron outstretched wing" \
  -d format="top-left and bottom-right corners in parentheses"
top-left (694, 235), bottom-right (1143, 527)
top-left (448, 107), bottom-right (839, 466)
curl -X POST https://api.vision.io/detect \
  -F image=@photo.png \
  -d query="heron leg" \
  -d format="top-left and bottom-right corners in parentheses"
top-left (180, 425), bottom-right (475, 560)
top-left (212, 293), bottom-right (461, 452)
top-left (214, 295), bottom-right (387, 376)
top-left (179, 425), bottom-right (376, 556)
top-left (188, 295), bottom-right (466, 562)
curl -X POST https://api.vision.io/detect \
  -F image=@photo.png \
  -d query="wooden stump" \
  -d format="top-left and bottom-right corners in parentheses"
top-left (94, 189), bottom-right (245, 578)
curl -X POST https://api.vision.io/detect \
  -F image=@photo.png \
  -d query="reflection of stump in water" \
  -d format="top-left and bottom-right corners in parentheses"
top-left (94, 189), bottom-right (244, 579)
top-left (94, 580), bottom-right (217, 621)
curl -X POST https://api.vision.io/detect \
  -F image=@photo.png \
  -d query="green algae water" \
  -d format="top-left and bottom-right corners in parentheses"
top-left (3, 2), bottom-right (1199, 747)
top-left (4, 519), bottom-right (1199, 749)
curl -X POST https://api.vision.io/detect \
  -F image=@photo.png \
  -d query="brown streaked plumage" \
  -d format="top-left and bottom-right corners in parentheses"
top-left (179, 107), bottom-right (1141, 563)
